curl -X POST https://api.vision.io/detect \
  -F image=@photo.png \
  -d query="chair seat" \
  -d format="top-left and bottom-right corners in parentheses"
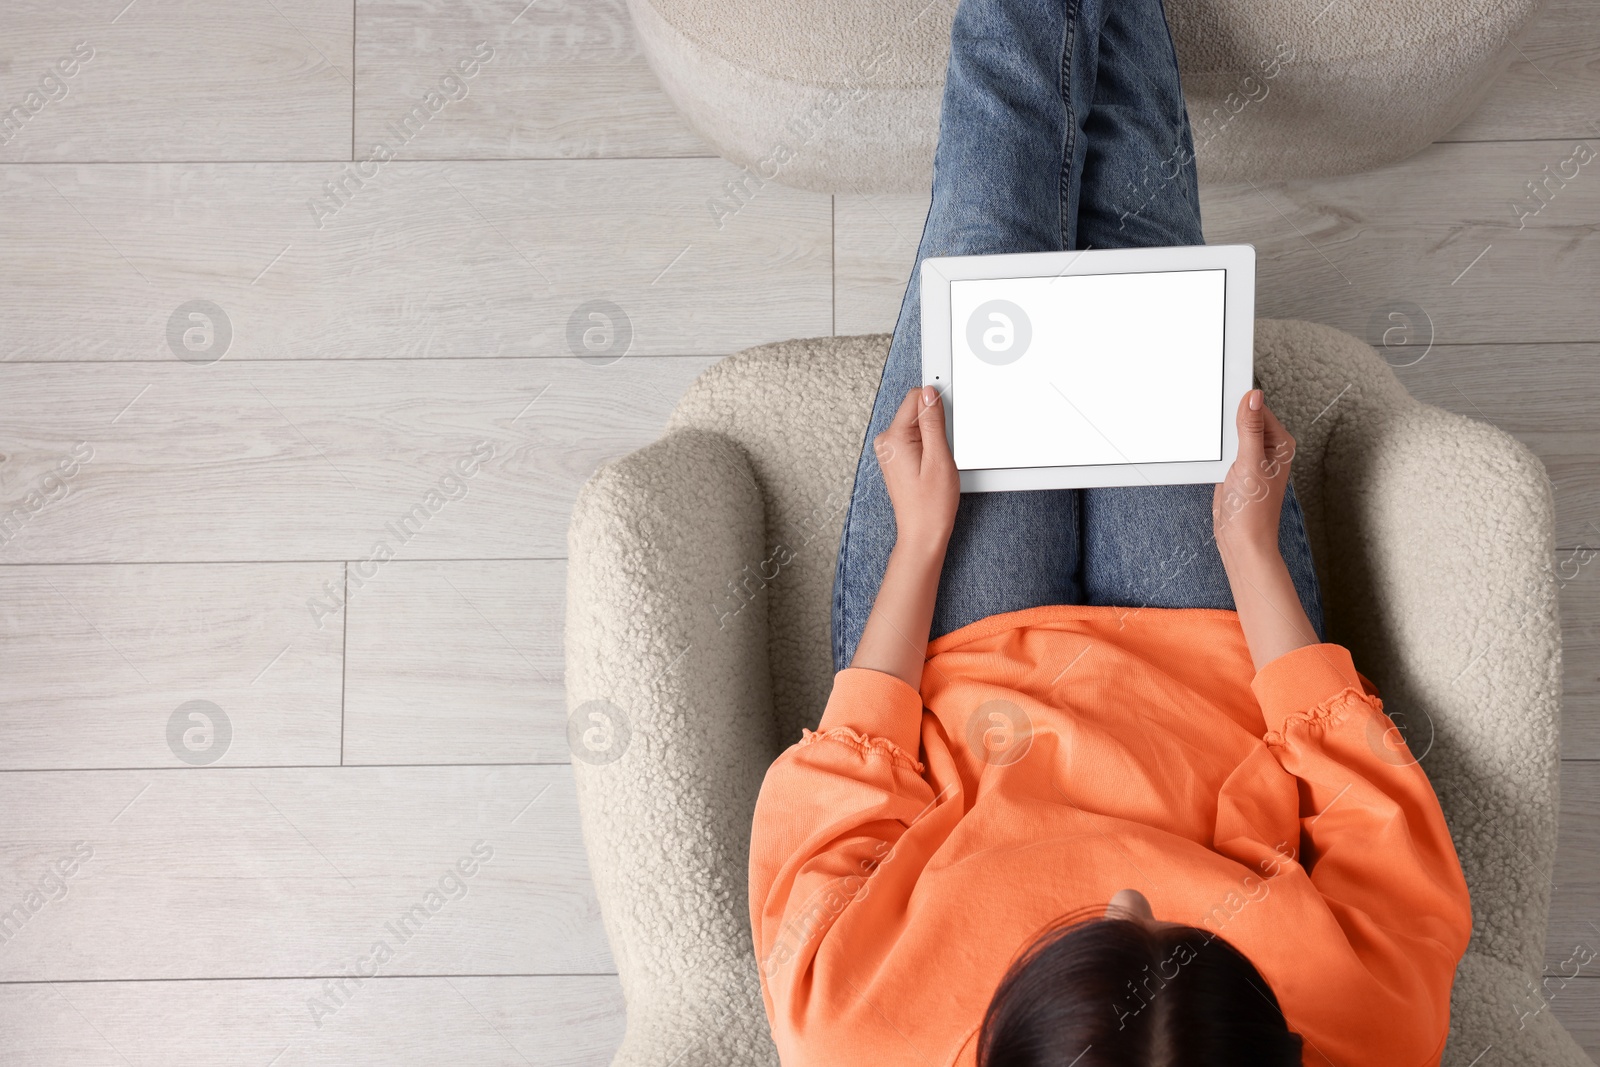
top-left (565, 321), bottom-right (1586, 1065)
top-left (626, 0), bottom-right (1547, 192)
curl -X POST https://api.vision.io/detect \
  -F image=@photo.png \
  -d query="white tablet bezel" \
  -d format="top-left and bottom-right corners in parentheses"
top-left (921, 244), bottom-right (1255, 492)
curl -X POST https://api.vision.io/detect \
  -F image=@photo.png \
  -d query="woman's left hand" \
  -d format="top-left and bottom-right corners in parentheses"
top-left (875, 385), bottom-right (960, 558)
top-left (1212, 388), bottom-right (1295, 565)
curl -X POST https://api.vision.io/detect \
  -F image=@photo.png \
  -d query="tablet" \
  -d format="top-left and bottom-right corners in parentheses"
top-left (920, 244), bottom-right (1255, 492)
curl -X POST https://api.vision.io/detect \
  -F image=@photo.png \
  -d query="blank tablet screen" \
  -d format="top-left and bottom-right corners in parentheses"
top-left (949, 270), bottom-right (1227, 471)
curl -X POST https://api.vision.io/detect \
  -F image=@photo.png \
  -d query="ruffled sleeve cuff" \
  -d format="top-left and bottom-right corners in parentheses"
top-left (815, 667), bottom-right (925, 760)
top-left (1250, 643), bottom-right (1373, 737)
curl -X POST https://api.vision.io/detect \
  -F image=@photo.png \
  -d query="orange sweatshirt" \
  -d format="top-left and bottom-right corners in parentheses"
top-left (749, 604), bottom-right (1473, 1067)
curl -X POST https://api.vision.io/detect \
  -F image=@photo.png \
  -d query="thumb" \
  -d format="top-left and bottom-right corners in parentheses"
top-left (1235, 388), bottom-right (1266, 465)
top-left (916, 386), bottom-right (949, 459)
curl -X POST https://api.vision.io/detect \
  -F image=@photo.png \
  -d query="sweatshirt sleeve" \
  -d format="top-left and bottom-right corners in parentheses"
top-left (748, 667), bottom-right (942, 1036)
top-left (1249, 642), bottom-right (1474, 1064)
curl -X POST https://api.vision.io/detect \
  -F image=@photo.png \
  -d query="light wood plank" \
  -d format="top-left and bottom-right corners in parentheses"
top-left (356, 0), bottom-right (707, 160)
top-left (1558, 569), bottom-right (1600, 762)
top-left (0, 563), bottom-right (344, 769)
top-left (0, 161), bottom-right (829, 361)
top-left (344, 560), bottom-right (567, 765)
top-left (1523, 433), bottom-right (1600, 559)
top-left (1199, 140), bottom-right (1600, 345)
top-left (1390, 344), bottom-right (1600, 439)
top-left (0, 976), bottom-right (624, 1067)
top-left (1444, 0), bottom-right (1600, 144)
top-left (1548, 760), bottom-right (1600, 975)
top-left (333, 555), bottom-right (1595, 767)
top-left (1360, 345), bottom-right (1599, 438)
top-left (0, 766), bottom-right (609, 981)
top-left (833, 191), bottom-right (926, 336)
top-left (335, 549), bottom-right (1593, 767)
top-left (838, 141), bottom-right (1600, 347)
top-left (0, 356), bottom-right (714, 563)
top-left (1551, 978), bottom-right (1600, 1058)
top-left (0, 0), bottom-right (353, 163)
top-left (334, 556), bottom-right (1596, 767)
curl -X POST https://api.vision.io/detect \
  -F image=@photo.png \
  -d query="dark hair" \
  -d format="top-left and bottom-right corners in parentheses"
top-left (977, 911), bottom-right (1303, 1066)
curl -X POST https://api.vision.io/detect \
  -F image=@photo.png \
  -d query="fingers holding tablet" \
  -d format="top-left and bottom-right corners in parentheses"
top-left (875, 386), bottom-right (960, 555)
top-left (1212, 389), bottom-right (1297, 558)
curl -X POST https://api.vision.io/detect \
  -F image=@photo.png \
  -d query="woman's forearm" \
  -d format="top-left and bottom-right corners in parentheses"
top-left (849, 542), bottom-right (945, 691)
top-left (1220, 542), bottom-right (1321, 672)
top-left (851, 536), bottom-right (1314, 685)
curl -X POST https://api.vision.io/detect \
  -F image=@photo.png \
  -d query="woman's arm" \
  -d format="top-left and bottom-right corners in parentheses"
top-left (1212, 389), bottom-right (1322, 671)
top-left (1213, 642), bottom-right (1474, 1066)
top-left (849, 385), bottom-right (960, 689)
top-left (853, 382), bottom-right (1323, 683)
top-left (1210, 392), bottom-right (1471, 1062)
top-left (751, 386), bottom-right (955, 1033)
top-left (855, 385), bottom-right (1319, 681)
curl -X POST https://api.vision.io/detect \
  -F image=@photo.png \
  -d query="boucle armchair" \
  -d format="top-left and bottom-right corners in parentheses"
top-left (625, 0), bottom-right (1548, 193)
top-left (565, 321), bottom-right (1587, 1065)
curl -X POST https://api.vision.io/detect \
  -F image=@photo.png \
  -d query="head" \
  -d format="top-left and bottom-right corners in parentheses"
top-left (977, 889), bottom-right (1303, 1066)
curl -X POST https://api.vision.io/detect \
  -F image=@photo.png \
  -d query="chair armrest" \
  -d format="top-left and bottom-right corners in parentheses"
top-left (1449, 951), bottom-right (1595, 1066)
top-left (1321, 388), bottom-right (1562, 983)
top-left (566, 427), bottom-right (782, 1067)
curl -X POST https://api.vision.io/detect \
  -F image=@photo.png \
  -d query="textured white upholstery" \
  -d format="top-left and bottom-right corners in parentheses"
top-left (627, 0), bottom-right (1547, 192)
top-left (565, 322), bottom-right (1589, 1066)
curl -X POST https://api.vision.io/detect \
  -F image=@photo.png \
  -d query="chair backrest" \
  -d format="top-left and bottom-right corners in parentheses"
top-left (665, 321), bottom-right (1563, 984)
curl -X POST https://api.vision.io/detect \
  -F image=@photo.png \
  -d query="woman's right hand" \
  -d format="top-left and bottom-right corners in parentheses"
top-left (852, 386), bottom-right (959, 689)
top-left (875, 385), bottom-right (960, 560)
top-left (1211, 388), bottom-right (1296, 565)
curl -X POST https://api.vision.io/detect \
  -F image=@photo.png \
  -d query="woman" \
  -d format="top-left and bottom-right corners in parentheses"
top-left (747, 0), bottom-right (1474, 1062)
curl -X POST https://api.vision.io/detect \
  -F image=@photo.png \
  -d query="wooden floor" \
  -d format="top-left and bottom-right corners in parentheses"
top-left (1, 0), bottom-right (1597, 1061)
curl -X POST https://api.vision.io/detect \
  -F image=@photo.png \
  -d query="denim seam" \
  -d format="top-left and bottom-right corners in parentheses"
top-left (1058, 0), bottom-right (1078, 250)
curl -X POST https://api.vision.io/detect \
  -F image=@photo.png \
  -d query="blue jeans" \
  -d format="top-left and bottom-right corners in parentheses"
top-left (831, 0), bottom-right (1325, 671)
